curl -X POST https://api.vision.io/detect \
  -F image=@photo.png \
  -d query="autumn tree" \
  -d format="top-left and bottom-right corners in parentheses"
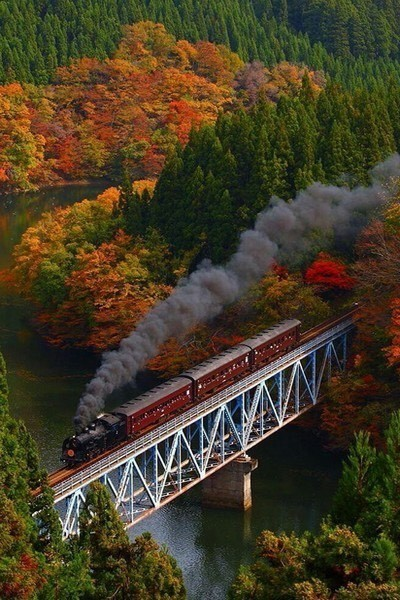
top-left (353, 197), bottom-right (400, 375)
top-left (149, 270), bottom-right (330, 377)
top-left (230, 412), bottom-right (400, 599)
top-left (13, 188), bottom-right (174, 351)
top-left (304, 253), bottom-right (355, 294)
top-left (0, 83), bottom-right (46, 192)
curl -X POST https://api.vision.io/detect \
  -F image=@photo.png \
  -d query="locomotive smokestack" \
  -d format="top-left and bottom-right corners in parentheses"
top-left (74, 154), bottom-right (400, 432)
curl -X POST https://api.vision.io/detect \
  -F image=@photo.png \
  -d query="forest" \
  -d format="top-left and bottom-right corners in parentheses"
top-left (0, 22), bottom-right (241, 193)
top-left (2, 1), bottom-right (400, 597)
top-left (2, 21), bottom-right (400, 195)
top-left (9, 20), bottom-right (400, 448)
top-left (230, 413), bottom-right (400, 598)
top-left (3, 342), bottom-right (400, 598)
top-left (0, 353), bottom-right (186, 598)
top-left (2, 0), bottom-right (400, 88)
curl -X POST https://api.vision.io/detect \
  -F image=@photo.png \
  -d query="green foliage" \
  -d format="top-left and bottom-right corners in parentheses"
top-left (0, 352), bottom-right (54, 597)
top-left (230, 411), bottom-right (400, 598)
top-left (151, 82), bottom-right (400, 264)
top-left (2, 0), bottom-right (400, 90)
top-left (78, 481), bottom-right (186, 599)
top-left (331, 431), bottom-right (377, 527)
top-left (0, 353), bottom-right (185, 598)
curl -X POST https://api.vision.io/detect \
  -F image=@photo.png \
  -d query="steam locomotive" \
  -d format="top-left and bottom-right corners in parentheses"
top-left (62, 320), bottom-right (301, 465)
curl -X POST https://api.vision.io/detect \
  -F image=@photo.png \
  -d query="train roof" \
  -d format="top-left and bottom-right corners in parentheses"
top-left (181, 344), bottom-right (250, 381)
top-left (240, 319), bottom-right (301, 350)
top-left (181, 319), bottom-right (300, 381)
top-left (113, 377), bottom-right (191, 417)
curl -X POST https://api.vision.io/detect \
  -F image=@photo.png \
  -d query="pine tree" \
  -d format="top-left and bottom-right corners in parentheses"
top-left (79, 482), bottom-right (185, 598)
top-left (331, 431), bottom-right (377, 527)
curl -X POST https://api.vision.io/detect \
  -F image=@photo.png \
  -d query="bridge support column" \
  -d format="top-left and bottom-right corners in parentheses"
top-left (202, 454), bottom-right (258, 510)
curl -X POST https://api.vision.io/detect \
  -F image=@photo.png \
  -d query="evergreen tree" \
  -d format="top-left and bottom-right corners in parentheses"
top-left (0, 352), bottom-right (185, 598)
top-left (331, 431), bottom-right (377, 527)
top-left (79, 482), bottom-right (186, 599)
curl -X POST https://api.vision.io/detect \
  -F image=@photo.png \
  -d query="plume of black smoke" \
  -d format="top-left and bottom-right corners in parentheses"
top-left (74, 154), bottom-right (400, 431)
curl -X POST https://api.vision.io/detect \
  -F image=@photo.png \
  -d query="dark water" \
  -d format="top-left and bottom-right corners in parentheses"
top-left (0, 185), bottom-right (343, 599)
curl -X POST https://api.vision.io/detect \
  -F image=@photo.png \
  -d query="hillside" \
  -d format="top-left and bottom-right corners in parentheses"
top-left (1, 0), bottom-right (400, 87)
top-left (0, 22), bottom-right (240, 193)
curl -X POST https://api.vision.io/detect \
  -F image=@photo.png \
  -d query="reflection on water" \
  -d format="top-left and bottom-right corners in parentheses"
top-left (0, 184), bottom-right (343, 599)
top-left (0, 184), bottom-right (109, 270)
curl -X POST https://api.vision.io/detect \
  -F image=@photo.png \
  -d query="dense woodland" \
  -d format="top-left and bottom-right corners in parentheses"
top-left (2, 21), bottom-right (400, 195)
top-left (12, 184), bottom-right (400, 446)
top-left (11, 75), bottom-right (400, 359)
top-left (0, 22), bottom-right (242, 193)
top-left (2, 0), bottom-right (400, 88)
top-left (6, 9), bottom-right (400, 459)
top-left (151, 80), bottom-right (400, 263)
top-left (2, 2), bottom-right (400, 597)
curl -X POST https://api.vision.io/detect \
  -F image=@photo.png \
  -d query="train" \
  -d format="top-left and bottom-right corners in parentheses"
top-left (62, 309), bottom-right (357, 466)
top-left (62, 319), bottom-right (301, 465)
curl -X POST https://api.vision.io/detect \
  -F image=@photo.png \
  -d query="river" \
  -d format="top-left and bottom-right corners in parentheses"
top-left (0, 185), bottom-right (343, 599)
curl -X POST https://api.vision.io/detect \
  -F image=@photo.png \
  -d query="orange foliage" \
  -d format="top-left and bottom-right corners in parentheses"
top-left (132, 179), bottom-right (156, 196)
top-left (263, 62), bottom-right (324, 102)
top-left (148, 327), bottom-right (245, 378)
top-left (148, 271), bottom-right (330, 377)
top-left (0, 22), bottom-right (240, 193)
top-left (320, 373), bottom-right (391, 450)
top-left (0, 83), bottom-right (46, 191)
top-left (0, 553), bottom-right (44, 599)
top-left (13, 188), bottom-right (173, 351)
top-left (36, 231), bottom-right (172, 350)
top-left (354, 205), bottom-right (400, 373)
top-left (0, 268), bottom-right (17, 291)
top-left (234, 61), bottom-right (325, 106)
top-left (386, 298), bottom-right (400, 367)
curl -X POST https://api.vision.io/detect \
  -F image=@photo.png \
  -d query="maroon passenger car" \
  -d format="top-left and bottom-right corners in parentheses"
top-left (114, 378), bottom-right (192, 435)
top-left (182, 345), bottom-right (251, 399)
top-left (241, 319), bottom-right (301, 368)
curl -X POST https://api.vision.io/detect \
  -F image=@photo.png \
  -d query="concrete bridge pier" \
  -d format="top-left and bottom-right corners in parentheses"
top-left (202, 454), bottom-right (258, 510)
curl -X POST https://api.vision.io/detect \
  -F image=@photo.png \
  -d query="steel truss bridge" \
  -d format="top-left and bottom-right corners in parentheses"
top-left (52, 317), bottom-right (354, 538)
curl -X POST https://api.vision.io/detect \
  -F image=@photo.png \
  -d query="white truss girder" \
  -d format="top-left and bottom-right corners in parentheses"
top-left (55, 320), bottom-right (353, 538)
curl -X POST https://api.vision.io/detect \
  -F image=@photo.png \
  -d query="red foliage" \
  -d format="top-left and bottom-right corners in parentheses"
top-left (1, 553), bottom-right (44, 599)
top-left (320, 373), bottom-right (389, 450)
top-left (272, 263), bottom-right (289, 280)
top-left (148, 329), bottom-right (245, 377)
top-left (386, 297), bottom-right (400, 367)
top-left (0, 268), bottom-right (17, 291)
top-left (304, 253), bottom-right (355, 292)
